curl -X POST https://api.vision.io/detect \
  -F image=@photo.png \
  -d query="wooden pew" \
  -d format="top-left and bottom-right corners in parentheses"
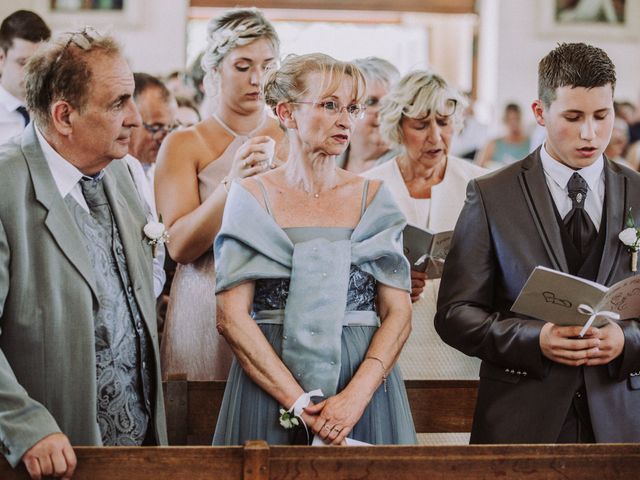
top-left (163, 378), bottom-right (479, 445)
top-left (3, 442), bottom-right (640, 479)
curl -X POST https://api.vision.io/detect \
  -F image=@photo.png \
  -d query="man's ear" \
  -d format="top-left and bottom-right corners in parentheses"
top-left (531, 100), bottom-right (546, 127)
top-left (276, 102), bottom-right (296, 129)
top-left (0, 49), bottom-right (6, 74)
top-left (49, 100), bottom-right (75, 136)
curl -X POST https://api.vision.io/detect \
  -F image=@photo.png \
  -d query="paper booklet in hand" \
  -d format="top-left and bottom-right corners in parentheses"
top-left (511, 266), bottom-right (640, 337)
top-left (402, 224), bottom-right (453, 278)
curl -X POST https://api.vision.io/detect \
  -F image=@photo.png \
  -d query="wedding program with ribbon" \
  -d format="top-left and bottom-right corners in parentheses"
top-left (511, 266), bottom-right (640, 333)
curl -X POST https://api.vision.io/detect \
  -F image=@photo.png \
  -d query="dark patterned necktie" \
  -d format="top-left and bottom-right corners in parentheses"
top-left (564, 172), bottom-right (597, 257)
top-left (16, 105), bottom-right (30, 127)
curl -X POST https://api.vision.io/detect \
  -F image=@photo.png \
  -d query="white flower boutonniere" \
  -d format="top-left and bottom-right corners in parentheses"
top-left (144, 216), bottom-right (169, 257)
top-left (619, 208), bottom-right (640, 272)
top-left (278, 408), bottom-right (300, 429)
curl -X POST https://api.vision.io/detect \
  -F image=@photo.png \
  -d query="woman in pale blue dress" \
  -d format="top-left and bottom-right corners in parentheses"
top-left (213, 53), bottom-right (416, 446)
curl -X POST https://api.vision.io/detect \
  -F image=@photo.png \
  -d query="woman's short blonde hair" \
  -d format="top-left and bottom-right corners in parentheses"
top-left (379, 70), bottom-right (465, 148)
top-left (262, 52), bottom-right (366, 115)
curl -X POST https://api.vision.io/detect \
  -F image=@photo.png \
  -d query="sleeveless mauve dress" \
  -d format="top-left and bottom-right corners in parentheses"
top-left (160, 119), bottom-right (257, 381)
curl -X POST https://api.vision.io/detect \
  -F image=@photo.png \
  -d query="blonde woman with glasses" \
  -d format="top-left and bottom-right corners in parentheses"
top-left (213, 53), bottom-right (416, 446)
top-left (363, 71), bottom-right (486, 386)
top-left (155, 8), bottom-right (285, 382)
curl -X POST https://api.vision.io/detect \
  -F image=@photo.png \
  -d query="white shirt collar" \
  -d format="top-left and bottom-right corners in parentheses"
top-left (540, 142), bottom-right (603, 192)
top-left (34, 123), bottom-right (87, 198)
top-left (0, 84), bottom-right (24, 112)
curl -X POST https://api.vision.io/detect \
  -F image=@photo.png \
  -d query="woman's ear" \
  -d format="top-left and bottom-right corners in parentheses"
top-left (276, 102), bottom-right (297, 129)
top-left (49, 100), bottom-right (75, 136)
top-left (276, 102), bottom-right (297, 128)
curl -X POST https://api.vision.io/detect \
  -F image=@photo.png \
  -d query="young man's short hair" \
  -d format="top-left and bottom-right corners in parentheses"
top-left (0, 10), bottom-right (51, 52)
top-left (538, 42), bottom-right (616, 107)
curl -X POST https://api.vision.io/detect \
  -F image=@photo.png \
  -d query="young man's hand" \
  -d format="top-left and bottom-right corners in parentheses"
top-left (584, 322), bottom-right (625, 365)
top-left (539, 323), bottom-right (601, 366)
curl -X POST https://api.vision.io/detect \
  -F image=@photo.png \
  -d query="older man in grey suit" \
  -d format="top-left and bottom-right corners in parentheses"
top-left (0, 28), bottom-right (167, 479)
top-left (436, 43), bottom-right (640, 444)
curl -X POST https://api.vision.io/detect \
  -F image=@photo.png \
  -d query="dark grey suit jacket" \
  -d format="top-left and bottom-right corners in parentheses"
top-left (0, 125), bottom-right (167, 466)
top-left (435, 149), bottom-right (640, 443)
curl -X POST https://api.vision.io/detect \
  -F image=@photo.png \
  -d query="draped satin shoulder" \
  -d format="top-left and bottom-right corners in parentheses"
top-left (160, 136), bottom-right (245, 381)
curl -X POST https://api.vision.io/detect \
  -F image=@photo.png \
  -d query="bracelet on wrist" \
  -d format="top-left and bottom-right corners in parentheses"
top-left (221, 176), bottom-right (232, 193)
top-left (366, 356), bottom-right (388, 393)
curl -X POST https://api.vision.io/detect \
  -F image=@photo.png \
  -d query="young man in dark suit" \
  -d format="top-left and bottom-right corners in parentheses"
top-left (436, 43), bottom-right (640, 443)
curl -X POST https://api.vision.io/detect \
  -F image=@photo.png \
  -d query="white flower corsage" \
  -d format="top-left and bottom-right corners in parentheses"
top-left (278, 389), bottom-right (324, 445)
top-left (619, 208), bottom-right (640, 272)
top-left (210, 24), bottom-right (248, 55)
top-left (278, 408), bottom-right (300, 429)
top-left (144, 216), bottom-right (169, 257)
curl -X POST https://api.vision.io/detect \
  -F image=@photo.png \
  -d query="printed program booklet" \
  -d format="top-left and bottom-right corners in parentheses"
top-left (511, 266), bottom-right (640, 334)
top-left (402, 224), bottom-right (453, 278)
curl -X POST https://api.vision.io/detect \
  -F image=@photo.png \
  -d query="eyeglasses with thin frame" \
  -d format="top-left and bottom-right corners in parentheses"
top-left (435, 99), bottom-right (458, 118)
top-left (56, 26), bottom-right (102, 61)
top-left (143, 122), bottom-right (179, 137)
top-left (291, 100), bottom-right (366, 120)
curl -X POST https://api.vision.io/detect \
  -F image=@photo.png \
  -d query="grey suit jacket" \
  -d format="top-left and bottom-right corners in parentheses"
top-left (435, 149), bottom-right (640, 443)
top-left (0, 125), bottom-right (167, 467)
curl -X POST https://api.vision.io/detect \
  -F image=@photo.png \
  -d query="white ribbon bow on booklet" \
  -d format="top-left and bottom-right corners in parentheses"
top-left (511, 266), bottom-right (640, 336)
top-left (576, 304), bottom-right (620, 337)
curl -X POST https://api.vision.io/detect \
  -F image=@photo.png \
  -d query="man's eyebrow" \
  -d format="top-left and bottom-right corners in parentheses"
top-left (111, 93), bottom-right (132, 106)
top-left (562, 107), bottom-right (611, 114)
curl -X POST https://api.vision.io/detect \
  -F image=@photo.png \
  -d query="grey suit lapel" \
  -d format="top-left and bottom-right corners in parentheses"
top-left (102, 163), bottom-right (154, 321)
top-left (596, 159), bottom-right (626, 284)
top-left (23, 125), bottom-right (99, 300)
top-left (518, 150), bottom-right (569, 272)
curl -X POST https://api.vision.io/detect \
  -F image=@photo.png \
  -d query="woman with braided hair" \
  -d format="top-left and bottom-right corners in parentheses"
top-left (156, 8), bottom-right (285, 381)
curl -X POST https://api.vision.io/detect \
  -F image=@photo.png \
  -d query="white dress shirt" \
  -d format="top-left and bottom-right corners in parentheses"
top-left (35, 124), bottom-right (90, 211)
top-left (540, 143), bottom-right (605, 231)
top-left (0, 85), bottom-right (27, 146)
top-left (35, 125), bottom-right (166, 297)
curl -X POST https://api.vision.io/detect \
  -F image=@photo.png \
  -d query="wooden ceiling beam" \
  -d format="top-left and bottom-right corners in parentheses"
top-left (189, 0), bottom-right (476, 15)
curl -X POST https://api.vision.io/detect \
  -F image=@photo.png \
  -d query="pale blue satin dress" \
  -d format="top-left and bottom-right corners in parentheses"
top-left (212, 181), bottom-right (416, 445)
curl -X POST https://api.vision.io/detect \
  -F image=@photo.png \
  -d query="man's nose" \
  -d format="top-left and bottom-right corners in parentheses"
top-left (580, 118), bottom-right (596, 141)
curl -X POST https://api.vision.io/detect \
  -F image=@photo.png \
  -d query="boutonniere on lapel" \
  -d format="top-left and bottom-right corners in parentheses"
top-left (618, 208), bottom-right (640, 272)
top-left (143, 215), bottom-right (169, 258)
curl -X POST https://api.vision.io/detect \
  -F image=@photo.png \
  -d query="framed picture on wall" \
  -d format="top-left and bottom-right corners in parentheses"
top-left (36, 0), bottom-right (143, 28)
top-left (538, 0), bottom-right (640, 40)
